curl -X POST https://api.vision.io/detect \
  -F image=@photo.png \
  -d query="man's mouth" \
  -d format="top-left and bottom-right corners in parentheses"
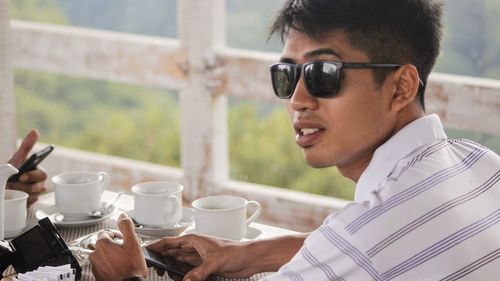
top-left (300, 128), bottom-right (320, 136)
top-left (296, 127), bottom-right (324, 147)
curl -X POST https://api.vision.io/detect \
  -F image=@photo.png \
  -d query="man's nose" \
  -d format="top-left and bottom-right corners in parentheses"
top-left (289, 78), bottom-right (319, 112)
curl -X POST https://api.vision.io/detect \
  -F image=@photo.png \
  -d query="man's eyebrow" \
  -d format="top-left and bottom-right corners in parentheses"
top-left (279, 48), bottom-right (343, 63)
top-left (279, 57), bottom-right (296, 63)
top-left (304, 48), bottom-right (342, 59)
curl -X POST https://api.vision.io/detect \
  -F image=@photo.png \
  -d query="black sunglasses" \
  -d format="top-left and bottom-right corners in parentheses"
top-left (269, 61), bottom-right (424, 99)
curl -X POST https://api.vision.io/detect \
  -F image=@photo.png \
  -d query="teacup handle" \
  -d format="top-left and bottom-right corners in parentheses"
top-left (97, 171), bottom-right (110, 193)
top-left (163, 195), bottom-right (179, 221)
top-left (246, 201), bottom-right (262, 226)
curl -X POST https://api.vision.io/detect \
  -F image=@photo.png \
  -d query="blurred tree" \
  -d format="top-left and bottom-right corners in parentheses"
top-left (436, 0), bottom-right (500, 79)
top-left (57, 0), bottom-right (177, 38)
top-left (15, 70), bottom-right (181, 167)
top-left (9, 0), bottom-right (66, 24)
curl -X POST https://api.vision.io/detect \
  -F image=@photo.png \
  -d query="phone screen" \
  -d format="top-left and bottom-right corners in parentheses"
top-left (142, 247), bottom-right (194, 277)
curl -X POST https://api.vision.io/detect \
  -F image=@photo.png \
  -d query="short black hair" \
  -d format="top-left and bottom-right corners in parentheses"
top-left (269, 0), bottom-right (443, 110)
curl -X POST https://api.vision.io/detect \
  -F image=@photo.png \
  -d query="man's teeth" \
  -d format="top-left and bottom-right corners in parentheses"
top-left (301, 128), bottom-right (320, 136)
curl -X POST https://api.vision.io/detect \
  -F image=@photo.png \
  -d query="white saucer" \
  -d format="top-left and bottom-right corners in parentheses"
top-left (35, 203), bottom-right (117, 227)
top-left (127, 207), bottom-right (194, 237)
top-left (182, 226), bottom-right (263, 241)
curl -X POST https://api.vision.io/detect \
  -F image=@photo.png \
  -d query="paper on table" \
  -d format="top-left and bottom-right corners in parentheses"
top-left (13, 264), bottom-right (75, 281)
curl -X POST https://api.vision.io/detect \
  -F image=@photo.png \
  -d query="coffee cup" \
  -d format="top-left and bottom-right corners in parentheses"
top-left (4, 189), bottom-right (28, 238)
top-left (131, 181), bottom-right (183, 227)
top-left (192, 195), bottom-right (262, 240)
top-left (53, 171), bottom-right (109, 219)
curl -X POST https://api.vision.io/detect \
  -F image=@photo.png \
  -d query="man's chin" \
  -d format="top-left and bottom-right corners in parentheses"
top-left (304, 157), bottom-right (336, 168)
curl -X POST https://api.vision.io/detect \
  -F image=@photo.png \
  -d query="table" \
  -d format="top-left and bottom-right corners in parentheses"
top-left (10, 190), bottom-right (298, 281)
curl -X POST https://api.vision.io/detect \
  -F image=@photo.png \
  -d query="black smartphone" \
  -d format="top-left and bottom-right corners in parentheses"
top-left (142, 247), bottom-right (194, 278)
top-left (8, 145), bottom-right (54, 182)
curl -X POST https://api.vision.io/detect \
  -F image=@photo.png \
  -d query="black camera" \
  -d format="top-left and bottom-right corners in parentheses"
top-left (0, 217), bottom-right (82, 280)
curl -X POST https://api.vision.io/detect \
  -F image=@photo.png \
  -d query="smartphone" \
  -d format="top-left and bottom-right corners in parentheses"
top-left (8, 145), bottom-right (54, 182)
top-left (142, 247), bottom-right (194, 278)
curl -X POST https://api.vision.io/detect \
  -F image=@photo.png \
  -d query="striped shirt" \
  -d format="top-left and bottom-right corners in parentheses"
top-left (263, 114), bottom-right (500, 281)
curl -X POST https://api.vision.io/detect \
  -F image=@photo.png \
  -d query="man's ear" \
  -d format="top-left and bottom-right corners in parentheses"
top-left (391, 64), bottom-right (420, 112)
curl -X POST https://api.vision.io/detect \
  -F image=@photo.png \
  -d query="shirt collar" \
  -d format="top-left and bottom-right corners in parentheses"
top-left (354, 114), bottom-right (447, 202)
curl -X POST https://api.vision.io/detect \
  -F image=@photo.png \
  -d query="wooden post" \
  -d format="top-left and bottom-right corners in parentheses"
top-left (0, 0), bottom-right (16, 161)
top-left (178, 0), bottom-right (228, 200)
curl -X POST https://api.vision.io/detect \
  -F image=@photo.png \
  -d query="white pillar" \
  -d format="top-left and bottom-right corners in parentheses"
top-left (178, 0), bottom-right (228, 200)
top-left (0, 0), bottom-right (16, 161)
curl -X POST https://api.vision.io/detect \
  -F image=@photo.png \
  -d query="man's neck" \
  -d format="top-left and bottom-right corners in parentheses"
top-left (337, 155), bottom-right (373, 183)
top-left (338, 109), bottom-right (425, 183)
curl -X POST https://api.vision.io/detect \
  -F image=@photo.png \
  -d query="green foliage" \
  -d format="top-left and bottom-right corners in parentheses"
top-left (226, 0), bottom-right (283, 52)
top-left (435, 0), bottom-right (500, 80)
top-left (15, 70), bottom-right (181, 167)
top-left (9, 0), bottom-right (66, 24)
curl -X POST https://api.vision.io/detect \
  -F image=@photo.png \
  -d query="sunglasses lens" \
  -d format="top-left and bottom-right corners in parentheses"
top-left (271, 64), bottom-right (297, 99)
top-left (304, 62), bottom-right (340, 98)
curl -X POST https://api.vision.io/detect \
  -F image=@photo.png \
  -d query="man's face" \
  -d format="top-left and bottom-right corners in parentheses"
top-left (281, 29), bottom-right (399, 179)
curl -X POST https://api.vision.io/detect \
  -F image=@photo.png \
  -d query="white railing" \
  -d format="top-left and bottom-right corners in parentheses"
top-left (1, 0), bottom-right (499, 231)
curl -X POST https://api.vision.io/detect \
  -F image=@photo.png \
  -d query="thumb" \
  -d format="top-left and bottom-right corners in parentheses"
top-left (117, 212), bottom-right (141, 249)
top-left (9, 129), bottom-right (39, 166)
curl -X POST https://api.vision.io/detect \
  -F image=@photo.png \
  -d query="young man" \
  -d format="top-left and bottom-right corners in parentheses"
top-left (89, 0), bottom-right (500, 280)
top-left (6, 129), bottom-right (48, 206)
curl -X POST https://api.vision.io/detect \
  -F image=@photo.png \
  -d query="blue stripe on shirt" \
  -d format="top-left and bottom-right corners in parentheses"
top-left (281, 266), bottom-right (305, 281)
top-left (439, 248), bottom-right (500, 281)
top-left (346, 147), bottom-right (488, 234)
top-left (367, 170), bottom-right (500, 257)
top-left (301, 246), bottom-right (344, 281)
top-left (381, 209), bottom-right (500, 280)
top-left (319, 226), bottom-right (382, 281)
top-left (406, 139), bottom-right (449, 168)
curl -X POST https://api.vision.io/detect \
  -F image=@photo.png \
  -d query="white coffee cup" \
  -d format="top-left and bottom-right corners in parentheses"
top-left (4, 189), bottom-right (28, 238)
top-left (132, 181), bottom-right (183, 227)
top-left (192, 195), bottom-right (262, 240)
top-left (53, 171), bottom-right (109, 219)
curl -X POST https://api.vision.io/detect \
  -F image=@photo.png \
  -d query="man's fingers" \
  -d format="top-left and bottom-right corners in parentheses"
top-left (175, 254), bottom-right (201, 266)
top-left (23, 182), bottom-right (47, 195)
top-left (9, 129), bottom-right (39, 166)
top-left (19, 167), bottom-right (47, 183)
top-left (97, 230), bottom-right (114, 241)
top-left (147, 235), bottom-right (192, 252)
top-left (146, 237), bottom-right (177, 252)
top-left (117, 213), bottom-right (141, 249)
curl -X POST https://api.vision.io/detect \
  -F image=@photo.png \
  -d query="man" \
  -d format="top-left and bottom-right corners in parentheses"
top-left (90, 0), bottom-right (500, 280)
top-left (7, 129), bottom-right (48, 206)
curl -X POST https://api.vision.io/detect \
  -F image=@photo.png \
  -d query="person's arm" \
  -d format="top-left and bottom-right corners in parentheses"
top-left (146, 231), bottom-right (308, 281)
top-left (241, 234), bottom-right (307, 274)
top-left (7, 129), bottom-right (47, 206)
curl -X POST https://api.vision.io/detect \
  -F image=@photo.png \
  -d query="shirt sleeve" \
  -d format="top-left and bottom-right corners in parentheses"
top-left (261, 212), bottom-right (381, 281)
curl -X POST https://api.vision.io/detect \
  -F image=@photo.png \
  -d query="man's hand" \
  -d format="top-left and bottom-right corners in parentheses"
top-left (147, 232), bottom-right (308, 281)
top-left (146, 234), bottom-right (256, 281)
top-left (89, 213), bottom-right (148, 281)
top-left (7, 129), bottom-right (47, 206)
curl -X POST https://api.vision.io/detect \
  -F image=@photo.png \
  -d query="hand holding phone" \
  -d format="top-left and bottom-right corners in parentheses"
top-left (8, 145), bottom-right (54, 182)
top-left (142, 247), bottom-right (192, 276)
top-left (142, 247), bottom-right (205, 280)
